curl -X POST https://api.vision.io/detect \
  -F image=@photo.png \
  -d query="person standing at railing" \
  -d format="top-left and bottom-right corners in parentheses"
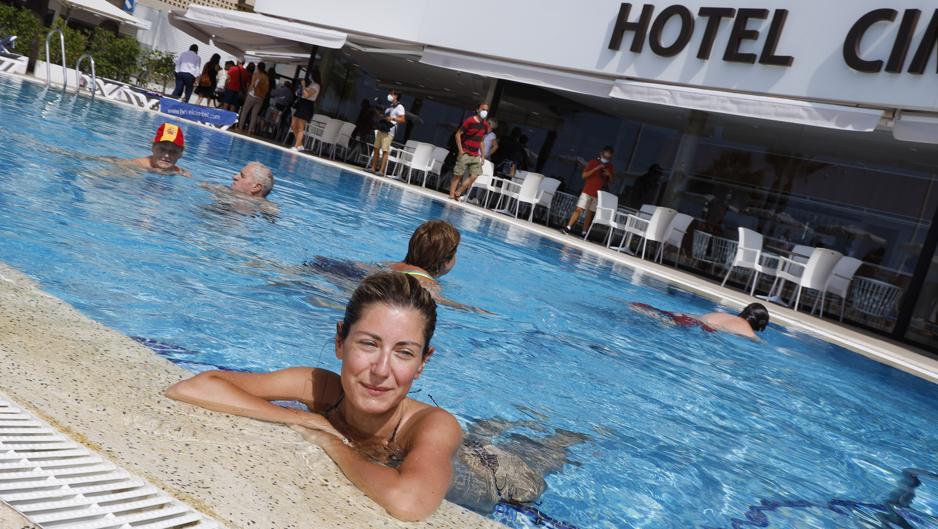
top-left (562, 146), bottom-right (615, 236)
top-left (171, 44), bottom-right (201, 103)
top-left (450, 103), bottom-right (491, 201)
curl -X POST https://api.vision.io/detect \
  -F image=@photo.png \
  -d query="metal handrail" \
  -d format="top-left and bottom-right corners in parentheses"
top-left (75, 53), bottom-right (96, 98)
top-left (44, 29), bottom-right (67, 91)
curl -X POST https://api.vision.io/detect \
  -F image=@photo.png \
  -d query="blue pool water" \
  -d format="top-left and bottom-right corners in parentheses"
top-left (2, 75), bottom-right (938, 529)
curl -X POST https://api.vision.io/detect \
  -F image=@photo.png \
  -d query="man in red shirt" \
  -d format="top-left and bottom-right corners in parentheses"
top-left (563, 146), bottom-right (615, 235)
top-left (221, 61), bottom-right (247, 112)
top-left (450, 103), bottom-right (491, 201)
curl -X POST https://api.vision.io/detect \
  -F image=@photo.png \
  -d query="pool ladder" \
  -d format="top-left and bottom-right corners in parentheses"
top-left (43, 29), bottom-right (67, 91)
top-left (75, 53), bottom-right (97, 98)
top-left (43, 30), bottom-right (97, 98)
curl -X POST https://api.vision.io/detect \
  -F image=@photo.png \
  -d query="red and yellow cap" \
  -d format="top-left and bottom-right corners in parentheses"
top-left (153, 123), bottom-right (184, 148)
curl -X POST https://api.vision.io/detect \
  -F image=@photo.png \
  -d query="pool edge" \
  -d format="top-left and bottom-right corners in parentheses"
top-left (0, 261), bottom-right (505, 529)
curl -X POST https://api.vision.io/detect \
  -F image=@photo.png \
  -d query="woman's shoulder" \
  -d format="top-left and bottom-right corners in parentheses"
top-left (387, 263), bottom-right (437, 283)
top-left (402, 401), bottom-right (462, 445)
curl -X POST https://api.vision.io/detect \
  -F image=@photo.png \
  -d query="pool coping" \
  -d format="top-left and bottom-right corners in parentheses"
top-left (4, 70), bottom-right (937, 385)
top-left (0, 263), bottom-right (504, 529)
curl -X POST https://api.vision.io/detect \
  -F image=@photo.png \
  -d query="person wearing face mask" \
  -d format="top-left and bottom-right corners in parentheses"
top-left (562, 146), bottom-right (615, 236)
top-left (449, 103), bottom-right (491, 201)
top-left (370, 90), bottom-right (406, 176)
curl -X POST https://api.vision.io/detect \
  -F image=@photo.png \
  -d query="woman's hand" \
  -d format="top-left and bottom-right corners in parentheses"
top-left (291, 414), bottom-right (347, 445)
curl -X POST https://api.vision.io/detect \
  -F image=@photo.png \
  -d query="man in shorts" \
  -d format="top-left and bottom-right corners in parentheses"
top-left (450, 103), bottom-right (491, 201)
top-left (562, 146), bottom-right (615, 235)
top-left (370, 90), bottom-right (406, 176)
top-left (126, 123), bottom-right (190, 176)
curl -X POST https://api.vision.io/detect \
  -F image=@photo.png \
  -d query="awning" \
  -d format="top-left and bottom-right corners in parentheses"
top-left (610, 79), bottom-right (884, 132)
top-left (168, 5), bottom-right (346, 59)
top-left (420, 47), bottom-right (614, 98)
top-left (62, 0), bottom-right (151, 30)
top-left (892, 111), bottom-right (938, 144)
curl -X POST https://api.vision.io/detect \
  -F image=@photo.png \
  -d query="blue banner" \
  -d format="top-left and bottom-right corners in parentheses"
top-left (123, 0), bottom-right (135, 13)
top-left (159, 98), bottom-right (238, 128)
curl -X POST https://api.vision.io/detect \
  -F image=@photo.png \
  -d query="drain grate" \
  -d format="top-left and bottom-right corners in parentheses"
top-left (0, 394), bottom-right (219, 529)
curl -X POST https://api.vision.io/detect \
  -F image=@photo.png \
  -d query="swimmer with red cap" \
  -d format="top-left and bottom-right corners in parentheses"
top-left (128, 123), bottom-right (191, 176)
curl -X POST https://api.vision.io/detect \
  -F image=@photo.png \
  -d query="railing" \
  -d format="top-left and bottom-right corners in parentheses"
top-left (44, 29), bottom-right (67, 91)
top-left (74, 53), bottom-right (96, 98)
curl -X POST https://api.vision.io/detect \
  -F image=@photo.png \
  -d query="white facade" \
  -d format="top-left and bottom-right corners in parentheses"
top-left (254, 0), bottom-right (938, 112)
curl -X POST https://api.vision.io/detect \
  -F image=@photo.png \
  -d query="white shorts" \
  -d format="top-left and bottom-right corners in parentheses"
top-left (576, 193), bottom-right (598, 212)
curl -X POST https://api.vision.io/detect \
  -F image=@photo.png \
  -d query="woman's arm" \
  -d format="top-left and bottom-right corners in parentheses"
top-left (293, 408), bottom-right (462, 521)
top-left (304, 83), bottom-right (320, 100)
top-left (165, 367), bottom-right (340, 431)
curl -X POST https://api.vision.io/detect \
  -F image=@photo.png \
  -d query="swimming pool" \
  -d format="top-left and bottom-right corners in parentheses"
top-left (1, 75), bottom-right (937, 529)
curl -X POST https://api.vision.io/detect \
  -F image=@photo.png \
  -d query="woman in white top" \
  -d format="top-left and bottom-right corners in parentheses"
top-left (482, 118), bottom-right (498, 160)
top-left (290, 69), bottom-right (321, 151)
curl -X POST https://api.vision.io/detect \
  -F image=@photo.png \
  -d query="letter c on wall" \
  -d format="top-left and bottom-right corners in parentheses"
top-left (843, 8), bottom-right (898, 73)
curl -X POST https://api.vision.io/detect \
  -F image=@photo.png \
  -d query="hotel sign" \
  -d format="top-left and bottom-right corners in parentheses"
top-left (254, 0), bottom-right (938, 112)
top-left (608, 4), bottom-right (938, 74)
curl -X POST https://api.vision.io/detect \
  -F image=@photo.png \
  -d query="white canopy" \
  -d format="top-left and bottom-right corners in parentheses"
top-left (168, 5), bottom-right (346, 59)
top-left (62, 0), bottom-right (150, 30)
top-left (610, 80), bottom-right (884, 132)
top-left (420, 47), bottom-right (614, 98)
top-left (892, 112), bottom-right (938, 145)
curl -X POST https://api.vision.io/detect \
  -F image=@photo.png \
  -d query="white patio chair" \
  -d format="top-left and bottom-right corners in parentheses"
top-left (332, 122), bottom-right (356, 160)
top-left (815, 256), bottom-right (863, 321)
top-left (465, 161), bottom-right (497, 206)
top-left (404, 143), bottom-right (436, 185)
top-left (303, 116), bottom-right (329, 151)
top-left (384, 140), bottom-right (419, 179)
top-left (721, 227), bottom-right (777, 296)
top-left (614, 207), bottom-right (677, 260)
top-left (583, 191), bottom-right (618, 244)
top-left (849, 277), bottom-right (902, 320)
top-left (659, 213), bottom-right (694, 267)
top-left (637, 204), bottom-right (657, 220)
top-left (533, 177), bottom-right (561, 225)
top-left (791, 244), bottom-right (813, 263)
top-left (606, 207), bottom-right (638, 249)
top-left (416, 146), bottom-right (449, 189)
top-left (316, 118), bottom-right (344, 157)
top-left (772, 248), bottom-right (843, 312)
top-left (495, 172), bottom-right (544, 221)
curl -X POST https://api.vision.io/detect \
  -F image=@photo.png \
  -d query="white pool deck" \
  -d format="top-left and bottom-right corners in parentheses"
top-left (1, 70), bottom-right (937, 529)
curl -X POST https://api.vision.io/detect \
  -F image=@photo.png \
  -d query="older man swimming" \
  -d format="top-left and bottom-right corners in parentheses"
top-left (229, 161), bottom-right (274, 198)
top-left (126, 123), bottom-right (191, 176)
top-left (201, 161), bottom-right (278, 219)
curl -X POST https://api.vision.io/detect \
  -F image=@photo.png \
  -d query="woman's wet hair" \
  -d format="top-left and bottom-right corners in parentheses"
top-left (340, 272), bottom-right (437, 356)
top-left (739, 303), bottom-right (770, 332)
top-left (404, 220), bottom-right (461, 277)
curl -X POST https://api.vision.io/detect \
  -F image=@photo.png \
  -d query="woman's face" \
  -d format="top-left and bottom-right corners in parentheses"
top-left (336, 303), bottom-right (431, 416)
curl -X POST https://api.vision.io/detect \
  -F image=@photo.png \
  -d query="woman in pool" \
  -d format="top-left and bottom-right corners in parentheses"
top-left (630, 301), bottom-right (770, 338)
top-left (165, 272), bottom-right (462, 521)
top-left (303, 219), bottom-right (487, 313)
